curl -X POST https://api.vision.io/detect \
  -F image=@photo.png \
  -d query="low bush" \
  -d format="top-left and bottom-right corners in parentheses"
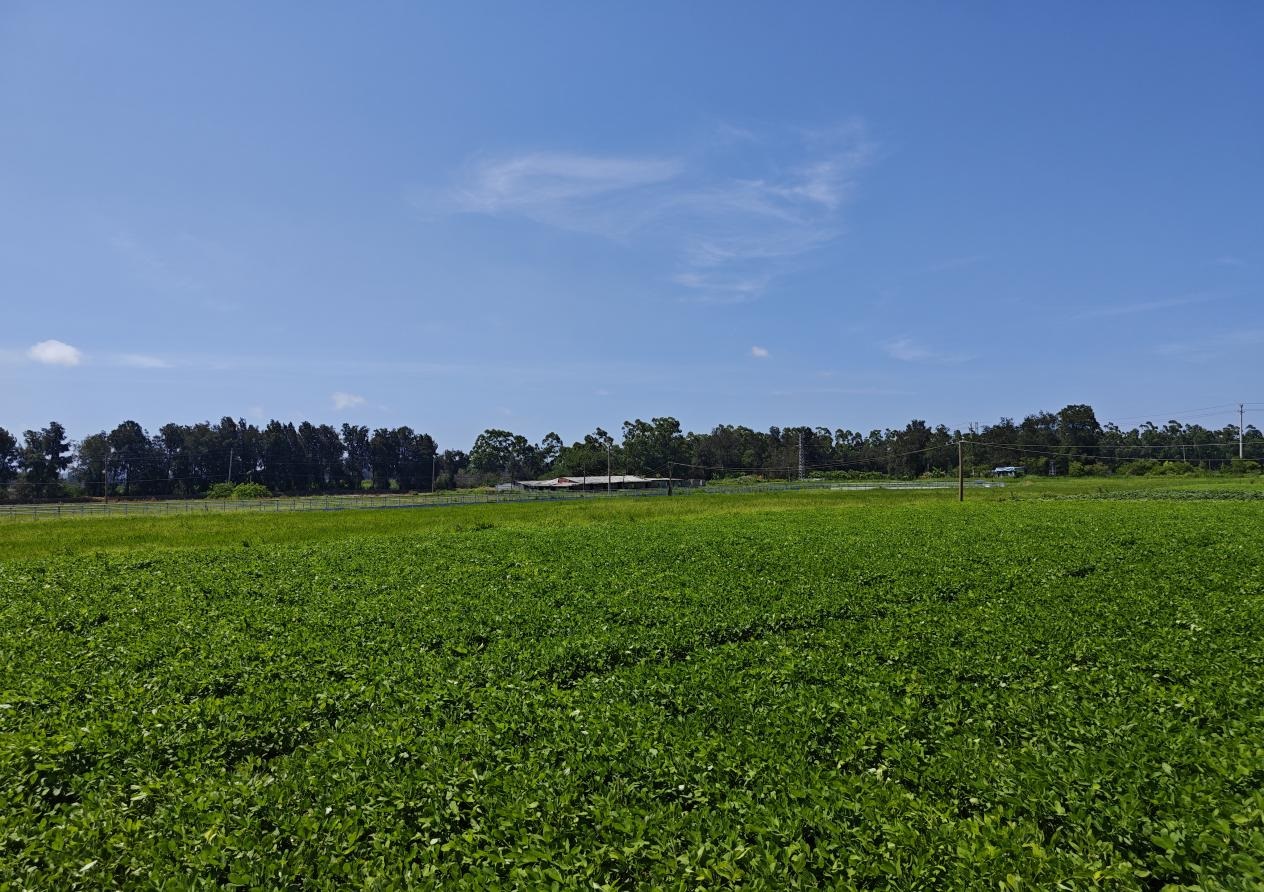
top-left (1148, 460), bottom-right (1197, 476)
top-left (229, 482), bottom-right (272, 499)
top-left (206, 482), bottom-right (272, 500)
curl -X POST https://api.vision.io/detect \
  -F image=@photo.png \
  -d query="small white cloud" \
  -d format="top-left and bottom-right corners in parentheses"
top-left (332, 391), bottom-right (366, 410)
top-left (116, 353), bottom-right (170, 369)
top-left (28, 339), bottom-right (83, 366)
top-left (750, 345), bottom-right (770, 359)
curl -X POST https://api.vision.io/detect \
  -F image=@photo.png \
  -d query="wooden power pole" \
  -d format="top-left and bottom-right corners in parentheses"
top-left (958, 439), bottom-right (964, 502)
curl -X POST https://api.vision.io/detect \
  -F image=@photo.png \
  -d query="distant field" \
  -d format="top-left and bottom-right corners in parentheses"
top-left (2, 486), bottom-right (1263, 887)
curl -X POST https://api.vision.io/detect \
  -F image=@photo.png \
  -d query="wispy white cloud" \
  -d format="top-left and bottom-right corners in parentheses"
top-left (331, 391), bottom-right (366, 410)
top-left (750, 345), bottom-right (770, 359)
top-left (673, 271), bottom-right (770, 304)
top-left (1211, 255), bottom-right (1246, 268)
top-left (883, 336), bottom-right (971, 364)
top-left (424, 121), bottom-right (876, 302)
top-left (114, 353), bottom-right (170, 369)
top-left (28, 339), bottom-right (83, 366)
top-left (10, 343), bottom-right (171, 369)
top-left (769, 386), bottom-right (915, 397)
top-left (761, 158), bottom-right (855, 211)
top-left (1074, 292), bottom-right (1220, 320)
top-left (447, 152), bottom-right (683, 221)
top-left (1157, 328), bottom-right (1264, 362)
top-left (710, 121), bottom-right (759, 144)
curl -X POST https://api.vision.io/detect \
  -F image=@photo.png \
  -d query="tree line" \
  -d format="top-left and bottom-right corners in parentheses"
top-left (0, 404), bottom-right (1259, 501)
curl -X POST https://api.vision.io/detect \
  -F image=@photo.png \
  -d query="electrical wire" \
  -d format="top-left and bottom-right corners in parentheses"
top-left (670, 443), bottom-right (952, 475)
top-left (962, 439), bottom-right (1245, 451)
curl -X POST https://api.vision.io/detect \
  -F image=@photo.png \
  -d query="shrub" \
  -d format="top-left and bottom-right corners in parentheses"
top-left (230, 482), bottom-right (272, 500)
top-left (205, 482), bottom-right (236, 500)
top-left (1148, 461), bottom-right (1197, 476)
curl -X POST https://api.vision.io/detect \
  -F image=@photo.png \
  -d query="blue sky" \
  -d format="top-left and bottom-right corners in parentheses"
top-left (2, 3), bottom-right (1261, 448)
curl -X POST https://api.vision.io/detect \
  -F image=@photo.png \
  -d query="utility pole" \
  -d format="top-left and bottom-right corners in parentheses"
top-left (667, 461), bottom-right (673, 496)
top-left (606, 439), bottom-right (612, 493)
top-left (102, 457), bottom-right (109, 504)
top-left (227, 447), bottom-right (235, 484)
top-left (798, 431), bottom-right (805, 480)
top-left (958, 439), bottom-right (964, 503)
top-left (431, 453), bottom-right (437, 493)
top-left (1240, 403), bottom-right (1246, 460)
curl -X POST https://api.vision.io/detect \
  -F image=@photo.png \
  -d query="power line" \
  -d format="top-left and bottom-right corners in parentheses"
top-left (960, 442), bottom-right (1234, 464)
top-left (962, 439), bottom-right (1246, 451)
top-left (673, 443), bottom-right (951, 475)
top-left (1102, 403), bottom-right (1241, 422)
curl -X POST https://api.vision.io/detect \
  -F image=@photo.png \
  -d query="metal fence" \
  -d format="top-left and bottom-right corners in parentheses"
top-left (701, 479), bottom-right (1004, 496)
top-left (0, 478), bottom-right (1002, 522)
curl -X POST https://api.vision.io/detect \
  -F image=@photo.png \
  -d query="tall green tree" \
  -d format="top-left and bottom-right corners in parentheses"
top-left (72, 432), bottom-right (111, 496)
top-left (302, 422), bottom-right (348, 488)
top-left (0, 427), bottom-right (18, 489)
top-left (215, 417), bottom-right (261, 485)
top-left (554, 429), bottom-right (621, 478)
top-left (437, 449), bottom-right (468, 490)
top-left (621, 417), bottom-right (686, 477)
top-left (395, 427), bottom-right (438, 491)
top-left (107, 420), bottom-right (165, 496)
top-left (469, 429), bottom-right (536, 480)
top-left (341, 424), bottom-right (371, 487)
top-left (536, 432), bottom-right (563, 474)
top-left (258, 421), bottom-right (294, 492)
top-left (368, 428), bottom-right (401, 489)
top-left (18, 422), bottom-right (73, 498)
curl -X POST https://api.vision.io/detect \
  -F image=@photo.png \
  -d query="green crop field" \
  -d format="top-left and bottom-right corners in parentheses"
top-left (2, 485), bottom-right (1263, 889)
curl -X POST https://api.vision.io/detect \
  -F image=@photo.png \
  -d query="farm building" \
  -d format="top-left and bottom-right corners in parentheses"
top-left (517, 475), bottom-right (683, 492)
top-left (991, 466), bottom-right (1026, 477)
